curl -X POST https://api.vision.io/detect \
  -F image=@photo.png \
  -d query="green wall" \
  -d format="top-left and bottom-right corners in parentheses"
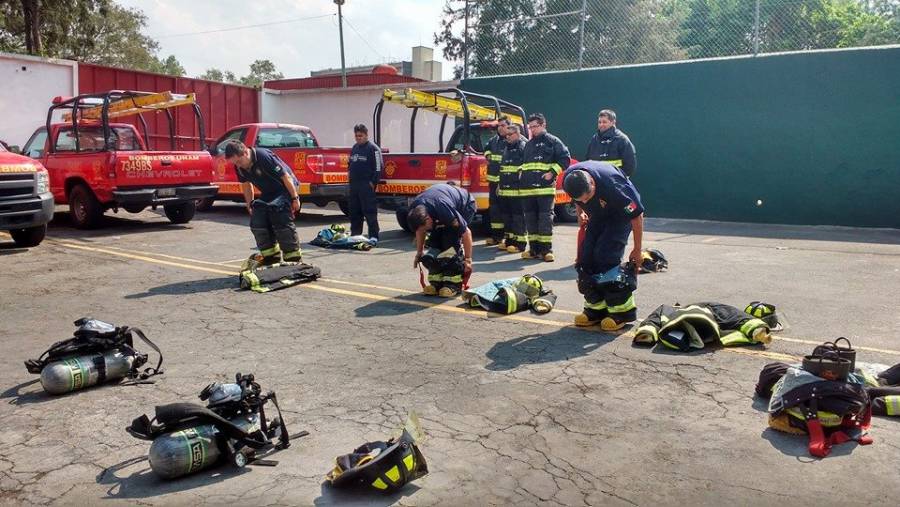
top-left (462, 46), bottom-right (900, 228)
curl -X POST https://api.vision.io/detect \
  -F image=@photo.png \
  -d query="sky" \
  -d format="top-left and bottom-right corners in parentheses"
top-left (117, 0), bottom-right (453, 80)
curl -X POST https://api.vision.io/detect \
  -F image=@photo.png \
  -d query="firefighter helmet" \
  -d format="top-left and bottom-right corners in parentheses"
top-left (326, 430), bottom-right (428, 493)
top-left (745, 301), bottom-right (782, 330)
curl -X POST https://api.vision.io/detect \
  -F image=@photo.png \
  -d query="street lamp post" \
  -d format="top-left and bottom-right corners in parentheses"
top-left (335, 0), bottom-right (348, 87)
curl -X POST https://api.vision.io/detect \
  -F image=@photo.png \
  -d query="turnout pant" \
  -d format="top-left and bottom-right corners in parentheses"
top-left (522, 195), bottom-right (555, 256)
top-left (502, 195), bottom-right (526, 251)
top-left (487, 182), bottom-right (504, 241)
top-left (348, 180), bottom-right (379, 239)
top-left (422, 227), bottom-right (464, 292)
top-left (577, 219), bottom-right (636, 321)
top-left (250, 199), bottom-right (302, 263)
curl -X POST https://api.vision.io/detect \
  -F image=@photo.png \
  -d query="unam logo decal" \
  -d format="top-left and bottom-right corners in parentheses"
top-left (339, 154), bottom-right (350, 169)
top-left (435, 160), bottom-right (447, 179)
top-left (216, 159), bottom-right (227, 178)
top-left (385, 161), bottom-right (397, 177)
top-left (293, 152), bottom-right (307, 173)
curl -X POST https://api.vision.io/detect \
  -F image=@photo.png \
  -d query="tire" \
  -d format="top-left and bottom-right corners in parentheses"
top-left (123, 205), bottom-right (146, 214)
top-left (555, 202), bottom-right (579, 223)
top-left (164, 201), bottom-right (196, 224)
top-left (68, 184), bottom-right (104, 229)
top-left (338, 200), bottom-right (350, 217)
top-left (396, 208), bottom-right (411, 233)
top-left (195, 197), bottom-right (215, 212)
top-left (9, 224), bottom-right (47, 247)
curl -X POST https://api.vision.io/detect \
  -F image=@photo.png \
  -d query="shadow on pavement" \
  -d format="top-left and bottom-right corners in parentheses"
top-left (194, 202), bottom-right (347, 228)
top-left (485, 327), bottom-right (618, 371)
top-left (354, 294), bottom-right (441, 318)
top-left (760, 428), bottom-right (862, 461)
top-left (96, 455), bottom-right (250, 499)
top-left (0, 240), bottom-right (30, 253)
top-left (0, 378), bottom-right (134, 406)
top-left (313, 482), bottom-right (421, 506)
top-left (125, 276), bottom-right (236, 299)
top-left (48, 211), bottom-right (189, 241)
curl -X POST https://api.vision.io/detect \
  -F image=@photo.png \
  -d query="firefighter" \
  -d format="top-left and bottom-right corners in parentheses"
top-left (348, 124), bottom-right (383, 242)
top-left (521, 113), bottom-right (571, 262)
top-left (483, 117), bottom-right (510, 246)
top-left (584, 109), bottom-right (636, 178)
top-left (225, 140), bottom-right (303, 264)
top-left (408, 184), bottom-right (476, 298)
top-left (563, 160), bottom-right (644, 331)
top-left (498, 124), bottom-right (527, 253)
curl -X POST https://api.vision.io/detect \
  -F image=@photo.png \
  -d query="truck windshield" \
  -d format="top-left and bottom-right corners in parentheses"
top-left (55, 126), bottom-right (141, 152)
top-left (256, 128), bottom-right (317, 149)
top-left (446, 126), bottom-right (496, 153)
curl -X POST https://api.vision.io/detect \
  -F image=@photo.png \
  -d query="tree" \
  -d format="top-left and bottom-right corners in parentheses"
top-left (0, 0), bottom-right (186, 75)
top-left (239, 59), bottom-right (283, 87)
top-left (199, 68), bottom-right (238, 83)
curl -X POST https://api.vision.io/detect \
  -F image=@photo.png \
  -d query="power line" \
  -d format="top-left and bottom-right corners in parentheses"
top-left (154, 14), bottom-right (334, 39)
top-left (341, 15), bottom-right (385, 59)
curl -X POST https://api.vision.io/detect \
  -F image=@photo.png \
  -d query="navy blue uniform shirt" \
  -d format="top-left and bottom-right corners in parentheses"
top-left (565, 160), bottom-right (644, 223)
top-left (411, 184), bottom-right (475, 238)
top-left (348, 141), bottom-right (383, 185)
top-left (236, 148), bottom-right (295, 204)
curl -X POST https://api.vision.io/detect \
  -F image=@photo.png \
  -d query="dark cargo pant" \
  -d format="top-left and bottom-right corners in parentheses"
top-left (250, 199), bottom-right (302, 263)
top-left (487, 182), bottom-right (504, 242)
top-left (348, 179), bottom-right (379, 239)
top-left (523, 195), bottom-right (554, 256)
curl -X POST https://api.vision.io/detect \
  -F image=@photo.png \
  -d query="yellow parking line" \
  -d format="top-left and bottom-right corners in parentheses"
top-left (99, 245), bottom-right (244, 268)
top-left (45, 239), bottom-right (900, 359)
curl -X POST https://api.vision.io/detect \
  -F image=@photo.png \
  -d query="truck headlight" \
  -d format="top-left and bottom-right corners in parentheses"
top-left (36, 169), bottom-right (50, 194)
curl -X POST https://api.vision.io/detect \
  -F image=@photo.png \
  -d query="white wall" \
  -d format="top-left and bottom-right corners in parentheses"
top-left (0, 53), bottom-right (77, 149)
top-left (261, 81), bottom-right (460, 152)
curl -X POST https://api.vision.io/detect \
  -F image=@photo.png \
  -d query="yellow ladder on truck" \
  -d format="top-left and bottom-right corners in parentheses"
top-left (382, 88), bottom-right (524, 125)
top-left (63, 91), bottom-right (197, 122)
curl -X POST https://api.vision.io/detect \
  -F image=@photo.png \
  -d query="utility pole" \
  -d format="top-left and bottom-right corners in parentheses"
top-left (463, 0), bottom-right (470, 79)
top-left (577, 0), bottom-right (587, 70)
top-left (335, 0), bottom-right (348, 87)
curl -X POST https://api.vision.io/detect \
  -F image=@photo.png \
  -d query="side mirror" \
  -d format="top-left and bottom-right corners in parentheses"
top-left (208, 146), bottom-right (219, 157)
top-left (8, 145), bottom-right (21, 154)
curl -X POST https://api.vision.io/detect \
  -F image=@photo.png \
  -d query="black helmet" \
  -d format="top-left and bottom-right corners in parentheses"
top-left (326, 430), bottom-right (428, 493)
top-left (639, 248), bottom-right (668, 273)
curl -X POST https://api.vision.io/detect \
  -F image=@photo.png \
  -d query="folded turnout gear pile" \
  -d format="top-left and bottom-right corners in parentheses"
top-left (24, 317), bottom-right (163, 394)
top-left (463, 274), bottom-right (557, 314)
top-left (633, 301), bottom-right (775, 350)
top-left (127, 372), bottom-right (307, 479)
top-left (239, 255), bottom-right (321, 293)
top-left (757, 338), bottom-right (900, 457)
top-left (310, 224), bottom-right (377, 251)
top-left (326, 413), bottom-right (428, 493)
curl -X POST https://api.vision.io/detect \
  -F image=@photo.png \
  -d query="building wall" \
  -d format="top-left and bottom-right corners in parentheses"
top-left (462, 46), bottom-right (900, 228)
top-left (261, 81), bottom-right (461, 152)
top-left (0, 53), bottom-right (77, 148)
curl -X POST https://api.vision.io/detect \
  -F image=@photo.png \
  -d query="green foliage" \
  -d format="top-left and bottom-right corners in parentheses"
top-left (196, 60), bottom-right (282, 87)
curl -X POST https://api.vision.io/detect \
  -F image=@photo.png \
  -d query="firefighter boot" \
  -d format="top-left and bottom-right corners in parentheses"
top-left (543, 252), bottom-right (555, 262)
top-left (600, 309), bottom-right (637, 332)
top-left (485, 238), bottom-right (498, 246)
top-left (574, 313), bottom-right (601, 327)
top-left (438, 286), bottom-right (459, 298)
top-left (521, 250), bottom-right (536, 260)
top-left (507, 245), bottom-right (523, 254)
top-left (423, 285), bottom-right (439, 296)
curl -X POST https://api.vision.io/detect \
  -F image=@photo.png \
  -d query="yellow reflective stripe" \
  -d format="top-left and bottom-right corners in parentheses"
top-left (427, 274), bottom-right (442, 282)
top-left (372, 478), bottom-right (388, 490)
top-left (485, 174), bottom-right (500, 182)
top-left (635, 325), bottom-right (659, 341)
top-left (520, 162), bottom-right (552, 171)
top-left (443, 274), bottom-right (463, 283)
top-left (885, 396), bottom-right (900, 416)
top-left (497, 189), bottom-right (520, 197)
top-left (786, 408), bottom-right (843, 427)
top-left (607, 159), bottom-right (623, 168)
top-left (720, 330), bottom-right (753, 347)
top-left (608, 295), bottom-right (635, 313)
top-left (403, 453), bottom-right (415, 471)
top-left (740, 318), bottom-right (766, 337)
top-left (499, 165), bottom-right (521, 173)
top-left (385, 465), bottom-right (401, 482)
top-left (517, 187), bottom-right (556, 196)
top-left (490, 222), bottom-right (504, 229)
top-left (283, 249), bottom-right (303, 260)
top-left (584, 299), bottom-right (607, 311)
top-left (529, 234), bottom-right (552, 243)
top-left (487, 154), bottom-right (503, 162)
top-left (259, 245), bottom-right (281, 257)
top-left (504, 287), bottom-right (517, 314)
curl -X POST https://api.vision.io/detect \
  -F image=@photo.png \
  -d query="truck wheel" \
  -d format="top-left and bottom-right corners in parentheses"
top-left (338, 200), bottom-right (350, 217)
top-left (396, 208), bottom-right (411, 233)
top-left (555, 202), bottom-right (579, 223)
top-left (68, 184), bottom-right (103, 229)
top-left (164, 201), bottom-right (196, 224)
top-left (9, 224), bottom-right (47, 247)
top-left (195, 197), bottom-right (215, 212)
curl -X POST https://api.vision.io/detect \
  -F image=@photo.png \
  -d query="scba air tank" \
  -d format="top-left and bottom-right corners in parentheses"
top-left (40, 350), bottom-right (135, 395)
top-left (148, 414), bottom-right (261, 479)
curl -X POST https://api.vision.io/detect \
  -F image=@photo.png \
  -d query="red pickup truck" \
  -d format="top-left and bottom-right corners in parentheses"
top-left (0, 142), bottom-right (54, 246)
top-left (203, 123), bottom-right (351, 213)
top-left (20, 91), bottom-right (217, 229)
top-left (373, 88), bottom-right (576, 231)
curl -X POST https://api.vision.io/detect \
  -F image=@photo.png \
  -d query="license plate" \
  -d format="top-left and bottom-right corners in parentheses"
top-left (157, 188), bottom-right (176, 197)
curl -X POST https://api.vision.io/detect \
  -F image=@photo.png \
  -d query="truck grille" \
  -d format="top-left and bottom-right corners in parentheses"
top-left (0, 173), bottom-right (35, 201)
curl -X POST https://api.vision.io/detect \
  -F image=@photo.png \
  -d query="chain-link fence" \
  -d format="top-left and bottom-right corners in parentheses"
top-left (459, 0), bottom-right (900, 77)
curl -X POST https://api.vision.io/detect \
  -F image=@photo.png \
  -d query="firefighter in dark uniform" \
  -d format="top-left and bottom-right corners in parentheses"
top-left (408, 184), bottom-right (476, 298)
top-left (483, 116), bottom-right (510, 246)
top-left (521, 113), bottom-right (570, 262)
top-left (498, 124), bottom-right (527, 253)
top-left (225, 140), bottom-right (303, 264)
top-left (347, 124), bottom-right (383, 241)
top-left (584, 109), bottom-right (636, 178)
top-left (563, 161), bottom-right (644, 331)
